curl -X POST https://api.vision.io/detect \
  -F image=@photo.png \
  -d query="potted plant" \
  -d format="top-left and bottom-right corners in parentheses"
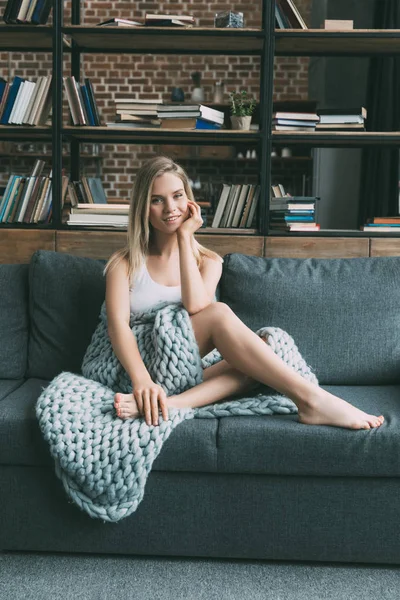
top-left (229, 90), bottom-right (256, 130)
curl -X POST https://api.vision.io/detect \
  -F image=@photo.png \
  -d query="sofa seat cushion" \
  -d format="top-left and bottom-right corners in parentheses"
top-left (2, 381), bottom-right (398, 477)
top-left (0, 378), bottom-right (219, 471)
top-left (219, 254), bottom-right (400, 385)
top-left (0, 379), bottom-right (25, 401)
top-left (0, 264), bottom-right (29, 379)
top-left (217, 385), bottom-right (400, 477)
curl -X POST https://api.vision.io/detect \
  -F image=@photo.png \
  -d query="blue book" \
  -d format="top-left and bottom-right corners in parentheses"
top-left (0, 76), bottom-right (24, 124)
top-left (31, 0), bottom-right (52, 25)
top-left (195, 118), bottom-right (222, 130)
top-left (364, 223), bottom-right (400, 227)
top-left (0, 176), bottom-right (20, 221)
top-left (81, 85), bottom-right (95, 126)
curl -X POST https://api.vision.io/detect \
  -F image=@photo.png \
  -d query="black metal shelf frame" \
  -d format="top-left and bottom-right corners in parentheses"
top-left (63, 0), bottom-right (274, 235)
top-left (2, 2), bottom-right (400, 236)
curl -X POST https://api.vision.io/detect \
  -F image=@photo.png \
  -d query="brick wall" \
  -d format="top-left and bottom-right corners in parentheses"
top-left (0, 0), bottom-right (312, 201)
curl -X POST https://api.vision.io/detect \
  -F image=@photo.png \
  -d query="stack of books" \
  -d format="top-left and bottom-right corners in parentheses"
top-left (275, 0), bottom-right (307, 29)
top-left (0, 75), bottom-right (52, 126)
top-left (211, 183), bottom-right (260, 230)
top-left (66, 204), bottom-right (129, 228)
top-left (108, 97), bottom-right (162, 128)
top-left (157, 104), bottom-right (225, 130)
top-left (272, 111), bottom-right (319, 131)
top-left (2, 0), bottom-right (52, 24)
top-left (361, 217), bottom-right (400, 232)
top-left (316, 107), bottom-right (367, 131)
top-left (270, 184), bottom-right (320, 231)
top-left (144, 13), bottom-right (195, 27)
top-left (0, 159), bottom-right (61, 224)
top-left (63, 76), bottom-right (102, 126)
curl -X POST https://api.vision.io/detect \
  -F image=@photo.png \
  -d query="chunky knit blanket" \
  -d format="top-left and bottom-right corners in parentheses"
top-left (36, 300), bottom-right (318, 523)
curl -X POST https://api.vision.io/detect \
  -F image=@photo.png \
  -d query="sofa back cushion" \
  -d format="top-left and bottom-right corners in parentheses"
top-left (27, 250), bottom-right (106, 380)
top-left (219, 253), bottom-right (400, 385)
top-left (0, 264), bottom-right (29, 379)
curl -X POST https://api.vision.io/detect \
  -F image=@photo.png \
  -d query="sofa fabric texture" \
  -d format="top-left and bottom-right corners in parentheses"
top-left (220, 254), bottom-right (400, 385)
top-left (27, 251), bottom-right (107, 380)
top-left (0, 264), bottom-right (29, 379)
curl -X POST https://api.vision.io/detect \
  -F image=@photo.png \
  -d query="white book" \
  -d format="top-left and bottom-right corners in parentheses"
top-left (211, 184), bottom-right (231, 228)
top-left (68, 213), bottom-right (129, 224)
top-left (115, 98), bottom-right (161, 104)
top-left (15, 81), bottom-right (33, 124)
top-left (8, 81), bottom-right (26, 124)
top-left (17, 80), bottom-right (36, 124)
top-left (17, 0), bottom-right (32, 21)
top-left (23, 77), bottom-right (43, 124)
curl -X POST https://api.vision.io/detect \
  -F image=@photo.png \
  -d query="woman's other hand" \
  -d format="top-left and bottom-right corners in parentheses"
top-left (177, 200), bottom-right (203, 236)
top-left (133, 379), bottom-right (169, 426)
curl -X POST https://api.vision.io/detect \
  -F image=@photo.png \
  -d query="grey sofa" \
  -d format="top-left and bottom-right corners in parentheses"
top-left (1, 249), bottom-right (400, 565)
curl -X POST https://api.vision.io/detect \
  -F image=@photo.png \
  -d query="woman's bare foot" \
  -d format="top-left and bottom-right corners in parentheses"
top-left (114, 393), bottom-right (140, 420)
top-left (298, 389), bottom-right (384, 430)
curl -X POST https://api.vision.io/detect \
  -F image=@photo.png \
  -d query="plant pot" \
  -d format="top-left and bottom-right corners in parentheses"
top-left (230, 115), bottom-right (252, 130)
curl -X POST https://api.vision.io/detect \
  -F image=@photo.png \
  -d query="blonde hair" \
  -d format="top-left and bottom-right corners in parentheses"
top-left (103, 155), bottom-right (224, 285)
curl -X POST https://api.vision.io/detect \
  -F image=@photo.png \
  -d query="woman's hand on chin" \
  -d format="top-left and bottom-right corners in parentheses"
top-left (177, 201), bottom-right (203, 237)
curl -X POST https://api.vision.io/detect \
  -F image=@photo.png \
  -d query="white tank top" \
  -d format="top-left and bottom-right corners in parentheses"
top-left (129, 260), bottom-right (182, 313)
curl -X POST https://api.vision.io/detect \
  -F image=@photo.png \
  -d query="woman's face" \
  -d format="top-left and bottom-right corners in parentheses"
top-left (148, 172), bottom-right (189, 232)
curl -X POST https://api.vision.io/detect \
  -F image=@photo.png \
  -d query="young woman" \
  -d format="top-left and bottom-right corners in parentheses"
top-left (104, 155), bottom-right (384, 431)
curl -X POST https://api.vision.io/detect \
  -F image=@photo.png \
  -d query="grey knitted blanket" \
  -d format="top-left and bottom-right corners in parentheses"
top-left (36, 300), bottom-right (318, 523)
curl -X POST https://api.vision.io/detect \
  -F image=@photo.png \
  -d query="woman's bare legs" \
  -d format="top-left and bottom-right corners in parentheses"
top-left (181, 303), bottom-right (384, 430)
top-left (116, 303), bottom-right (384, 429)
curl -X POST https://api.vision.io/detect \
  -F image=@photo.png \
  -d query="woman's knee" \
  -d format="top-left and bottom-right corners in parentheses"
top-left (206, 301), bottom-right (234, 326)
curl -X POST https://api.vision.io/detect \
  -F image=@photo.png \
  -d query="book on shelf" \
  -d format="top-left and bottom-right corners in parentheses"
top-left (160, 117), bottom-right (221, 130)
top-left (0, 160), bottom-right (57, 224)
top-left (273, 111), bottom-right (319, 121)
top-left (276, 0), bottom-right (307, 29)
top-left (368, 217), bottom-right (400, 224)
top-left (158, 104), bottom-right (224, 126)
top-left (360, 225), bottom-right (400, 232)
top-left (318, 107), bottom-right (367, 122)
top-left (63, 76), bottom-right (102, 126)
top-left (3, 0), bottom-right (52, 24)
top-left (211, 183), bottom-right (260, 229)
top-left (97, 17), bottom-right (144, 27)
top-left (144, 13), bottom-right (195, 27)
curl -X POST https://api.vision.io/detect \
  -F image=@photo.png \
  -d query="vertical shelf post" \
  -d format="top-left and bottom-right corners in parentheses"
top-left (51, 0), bottom-right (63, 227)
top-left (259, 0), bottom-right (276, 235)
top-left (70, 0), bottom-right (81, 183)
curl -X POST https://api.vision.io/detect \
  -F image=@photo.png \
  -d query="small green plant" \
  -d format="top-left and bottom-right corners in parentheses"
top-left (229, 90), bottom-right (256, 116)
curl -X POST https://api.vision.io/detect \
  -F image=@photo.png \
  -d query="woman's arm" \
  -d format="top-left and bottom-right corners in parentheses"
top-left (106, 258), bottom-right (152, 386)
top-left (177, 229), bottom-right (222, 315)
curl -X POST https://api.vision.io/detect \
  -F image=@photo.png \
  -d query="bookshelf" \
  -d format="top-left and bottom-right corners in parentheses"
top-left (1, 1), bottom-right (400, 250)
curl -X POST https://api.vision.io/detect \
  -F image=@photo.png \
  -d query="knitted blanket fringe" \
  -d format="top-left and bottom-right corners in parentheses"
top-left (36, 300), bottom-right (318, 523)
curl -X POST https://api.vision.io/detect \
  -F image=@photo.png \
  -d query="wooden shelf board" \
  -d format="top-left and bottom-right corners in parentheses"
top-left (62, 26), bottom-right (264, 54)
top-left (0, 25), bottom-right (53, 50)
top-left (275, 29), bottom-right (400, 56)
top-left (272, 131), bottom-right (400, 147)
top-left (0, 153), bottom-right (104, 158)
top-left (62, 126), bottom-right (261, 144)
top-left (268, 229), bottom-right (400, 237)
top-left (0, 126), bottom-right (52, 141)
